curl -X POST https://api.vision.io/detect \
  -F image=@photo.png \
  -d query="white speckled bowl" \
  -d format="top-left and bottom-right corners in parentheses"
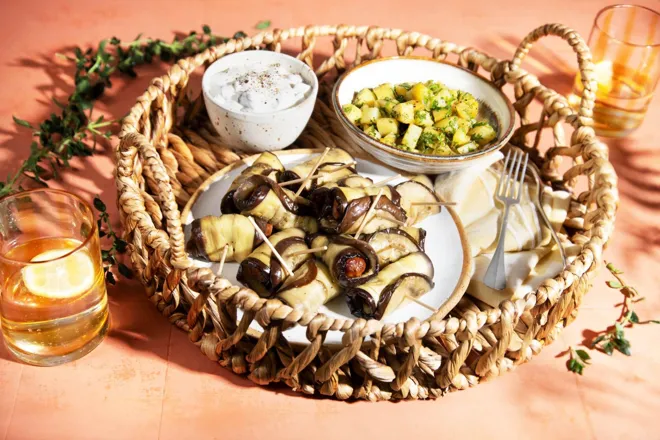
top-left (332, 56), bottom-right (515, 174)
top-left (202, 51), bottom-right (319, 152)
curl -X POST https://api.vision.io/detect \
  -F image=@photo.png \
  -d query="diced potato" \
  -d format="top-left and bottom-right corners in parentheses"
top-left (425, 80), bottom-right (445, 94)
top-left (360, 106), bottom-right (381, 125)
top-left (353, 88), bottom-right (377, 107)
top-left (457, 117), bottom-right (471, 133)
top-left (395, 83), bottom-right (412, 100)
top-left (342, 104), bottom-right (362, 125)
top-left (456, 142), bottom-right (479, 154)
top-left (414, 110), bottom-right (434, 127)
top-left (401, 124), bottom-right (423, 149)
top-left (381, 133), bottom-right (397, 146)
top-left (373, 83), bottom-right (395, 100)
top-left (418, 127), bottom-right (444, 148)
top-left (410, 83), bottom-right (428, 103)
top-left (432, 108), bottom-right (451, 122)
top-left (412, 100), bottom-right (426, 112)
top-left (392, 102), bottom-right (415, 124)
top-left (376, 118), bottom-right (399, 136)
top-left (435, 116), bottom-right (460, 134)
top-left (455, 101), bottom-right (478, 119)
top-left (429, 95), bottom-right (448, 111)
top-left (363, 125), bottom-right (381, 140)
top-left (452, 129), bottom-right (471, 146)
top-left (376, 99), bottom-right (397, 116)
top-left (469, 123), bottom-right (497, 145)
top-left (436, 88), bottom-right (453, 102)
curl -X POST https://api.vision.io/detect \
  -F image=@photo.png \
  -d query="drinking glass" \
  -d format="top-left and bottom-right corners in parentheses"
top-left (0, 189), bottom-right (108, 366)
top-left (569, 4), bottom-right (660, 137)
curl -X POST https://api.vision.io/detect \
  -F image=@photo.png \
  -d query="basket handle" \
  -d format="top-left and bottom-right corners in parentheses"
top-left (118, 130), bottom-right (190, 270)
top-left (510, 24), bottom-right (596, 123)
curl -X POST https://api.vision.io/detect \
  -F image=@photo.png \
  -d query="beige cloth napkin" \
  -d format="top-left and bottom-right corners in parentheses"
top-left (434, 151), bottom-right (579, 308)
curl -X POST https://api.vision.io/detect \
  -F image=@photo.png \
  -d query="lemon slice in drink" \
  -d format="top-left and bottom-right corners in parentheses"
top-left (22, 248), bottom-right (95, 299)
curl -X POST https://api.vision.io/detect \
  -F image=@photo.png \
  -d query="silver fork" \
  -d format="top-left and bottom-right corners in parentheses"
top-left (484, 149), bottom-right (529, 290)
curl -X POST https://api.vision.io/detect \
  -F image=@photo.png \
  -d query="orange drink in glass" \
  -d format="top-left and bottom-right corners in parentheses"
top-left (0, 189), bottom-right (108, 366)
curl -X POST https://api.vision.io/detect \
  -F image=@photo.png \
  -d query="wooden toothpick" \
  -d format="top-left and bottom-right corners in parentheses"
top-left (279, 161), bottom-right (357, 187)
top-left (405, 295), bottom-right (437, 312)
top-left (215, 246), bottom-right (229, 277)
top-left (290, 246), bottom-right (328, 257)
top-left (247, 216), bottom-right (294, 277)
top-left (354, 188), bottom-right (384, 239)
top-left (369, 174), bottom-right (402, 188)
top-left (294, 147), bottom-right (330, 197)
top-left (411, 201), bottom-right (456, 206)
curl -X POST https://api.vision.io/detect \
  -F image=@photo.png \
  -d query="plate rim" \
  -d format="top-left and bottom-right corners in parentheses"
top-left (180, 148), bottom-right (473, 336)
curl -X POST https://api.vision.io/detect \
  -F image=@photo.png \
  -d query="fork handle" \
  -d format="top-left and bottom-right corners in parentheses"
top-left (484, 204), bottom-right (512, 290)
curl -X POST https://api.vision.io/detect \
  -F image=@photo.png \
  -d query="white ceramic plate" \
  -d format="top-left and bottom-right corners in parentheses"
top-left (332, 56), bottom-right (516, 174)
top-left (182, 149), bottom-right (472, 345)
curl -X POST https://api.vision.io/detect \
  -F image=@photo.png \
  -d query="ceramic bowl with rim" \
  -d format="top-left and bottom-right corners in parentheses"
top-left (332, 56), bottom-right (515, 174)
top-left (202, 51), bottom-right (319, 153)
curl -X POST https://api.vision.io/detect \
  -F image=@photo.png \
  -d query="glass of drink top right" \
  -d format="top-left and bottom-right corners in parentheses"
top-left (0, 189), bottom-right (109, 366)
top-left (569, 4), bottom-right (660, 137)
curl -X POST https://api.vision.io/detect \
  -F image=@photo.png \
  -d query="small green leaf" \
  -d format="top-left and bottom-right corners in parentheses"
top-left (105, 271), bottom-right (116, 285)
top-left (255, 20), bottom-right (271, 30)
top-left (606, 280), bottom-right (623, 289)
top-left (629, 311), bottom-right (640, 324)
top-left (13, 116), bottom-right (33, 129)
top-left (602, 342), bottom-right (614, 355)
top-left (202, 25), bottom-right (211, 34)
top-left (606, 262), bottom-right (623, 274)
top-left (651, 320), bottom-right (660, 324)
top-left (93, 196), bottom-right (107, 212)
top-left (567, 358), bottom-right (584, 375)
top-left (118, 263), bottom-right (133, 279)
top-left (576, 349), bottom-right (591, 362)
top-left (613, 338), bottom-right (631, 356)
top-left (591, 334), bottom-right (606, 347)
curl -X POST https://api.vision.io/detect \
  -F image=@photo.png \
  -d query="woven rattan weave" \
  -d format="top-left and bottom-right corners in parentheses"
top-left (116, 24), bottom-right (618, 400)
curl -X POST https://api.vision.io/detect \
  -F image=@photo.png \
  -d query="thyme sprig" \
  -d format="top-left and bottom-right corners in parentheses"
top-left (3, 25), bottom-right (249, 279)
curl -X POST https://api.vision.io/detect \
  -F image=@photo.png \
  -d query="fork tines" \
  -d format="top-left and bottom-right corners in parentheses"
top-left (496, 149), bottom-right (529, 202)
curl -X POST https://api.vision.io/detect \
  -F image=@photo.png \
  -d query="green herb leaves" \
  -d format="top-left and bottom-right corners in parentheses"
top-left (255, 20), bottom-right (271, 30)
top-left (567, 347), bottom-right (591, 375)
top-left (93, 195), bottom-right (132, 284)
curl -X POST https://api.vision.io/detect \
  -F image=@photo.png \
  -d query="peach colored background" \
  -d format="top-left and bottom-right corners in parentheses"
top-left (1, 1), bottom-right (660, 439)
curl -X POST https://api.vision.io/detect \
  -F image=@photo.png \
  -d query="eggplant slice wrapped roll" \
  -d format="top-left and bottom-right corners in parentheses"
top-left (364, 228), bottom-right (425, 266)
top-left (278, 148), bottom-right (356, 194)
top-left (345, 252), bottom-right (434, 319)
top-left (310, 186), bottom-right (406, 235)
top-left (186, 214), bottom-right (273, 263)
top-left (232, 174), bottom-right (318, 233)
top-left (277, 260), bottom-right (340, 312)
top-left (309, 235), bottom-right (379, 287)
top-left (221, 152), bottom-right (284, 214)
top-left (237, 228), bottom-right (311, 297)
top-left (396, 175), bottom-right (441, 226)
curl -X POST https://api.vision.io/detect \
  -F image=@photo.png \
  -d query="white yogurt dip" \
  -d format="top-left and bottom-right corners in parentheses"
top-left (207, 62), bottom-right (312, 113)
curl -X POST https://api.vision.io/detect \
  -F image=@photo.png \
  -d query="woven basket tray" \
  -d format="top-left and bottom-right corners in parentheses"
top-left (116, 24), bottom-right (618, 400)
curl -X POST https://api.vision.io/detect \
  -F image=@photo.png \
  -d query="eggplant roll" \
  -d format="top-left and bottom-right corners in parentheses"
top-left (364, 228), bottom-right (425, 266)
top-left (232, 174), bottom-right (318, 233)
top-left (221, 152), bottom-right (285, 214)
top-left (345, 252), bottom-right (434, 319)
top-left (277, 260), bottom-right (340, 312)
top-left (310, 186), bottom-right (406, 235)
top-left (236, 228), bottom-right (311, 297)
top-left (278, 148), bottom-right (356, 193)
top-left (396, 176), bottom-right (441, 226)
top-left (186, 214), bottom-right (272, 263)
top-left (309, 235), bottom-right (379, 287)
